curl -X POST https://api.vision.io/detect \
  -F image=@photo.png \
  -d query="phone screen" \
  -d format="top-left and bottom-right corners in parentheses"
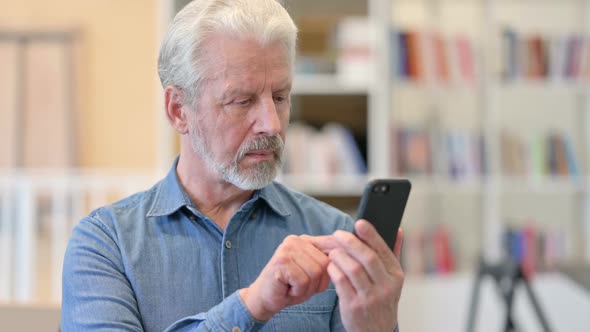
top-left (356, 179), bottom-right (411, 249)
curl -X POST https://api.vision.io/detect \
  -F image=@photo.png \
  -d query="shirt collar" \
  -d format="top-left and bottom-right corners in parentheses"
top-left (146, 157), bottom-right (194, 217)
top-left (257, 182), bottom-right (291, 217)
top-left (146, 157), bottom-right (291, 218)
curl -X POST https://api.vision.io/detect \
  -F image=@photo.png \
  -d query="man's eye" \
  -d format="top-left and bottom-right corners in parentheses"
top-left (235, 99), bottom-right (252, 106)
top-left (274, 96), bottom-right (287, 103)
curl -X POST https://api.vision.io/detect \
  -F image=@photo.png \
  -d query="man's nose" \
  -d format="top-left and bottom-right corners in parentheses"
top-left (253, 96), bottom-right (282, 136)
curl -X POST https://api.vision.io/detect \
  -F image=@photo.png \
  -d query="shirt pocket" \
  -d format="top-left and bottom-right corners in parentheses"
top-left (264, 290), bottom-right (337, 332)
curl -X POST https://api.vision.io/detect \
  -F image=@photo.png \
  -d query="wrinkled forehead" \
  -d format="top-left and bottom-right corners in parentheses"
top-left (200, 33), bottom-right (293, 83)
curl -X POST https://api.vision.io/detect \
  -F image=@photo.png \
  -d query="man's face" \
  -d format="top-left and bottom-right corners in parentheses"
top-left (186, 34), bottom-right (292, 190)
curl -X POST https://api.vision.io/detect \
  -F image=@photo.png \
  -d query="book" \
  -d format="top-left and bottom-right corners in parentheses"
top-left (529, 135), bottom-right (546, 180)
top-left (548, 34), bottom-right (567, 81)
top-left (501, 131), bottom-right (526, 176)
top-left (396, 128), bottom-right (432, 175)
top-left (394, 31), bottom-right (409, 79)
top-left (403, 228), bottom-right (427, 275)
top-left (501, 223), bottom-right (572, 275)
top-left (432, 33), bottom-right (450, 82)
top-left (521, 223), bottom-right (538, 280)
top-left (432, 225), bottom-right (454, 274)
top-left (283, 122), bottom-right (366, 178)
top-left (565, 35), bottom-right (583, 79)
top-left (548, 134), bottom-right (569, 176)
top-left (324, 123), bottom-right (367, 174)
top-left (406, 31), bottom-right (424, 81)
top-left (562, 135), bottom-right (579, 176)
top-left (502, 28), bottom-right (520, 80)
top-left (526, 35), bottom-right (548, 79)
top-left (336, 17), bottom-right (375, 84)
top-left (456, 35), bottom-right (476, 83)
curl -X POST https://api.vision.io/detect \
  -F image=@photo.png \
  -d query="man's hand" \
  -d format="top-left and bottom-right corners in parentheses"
top-left (239, 235), bottom-right (331, 321)
top-left (308, 220), bottom-right (405, 332)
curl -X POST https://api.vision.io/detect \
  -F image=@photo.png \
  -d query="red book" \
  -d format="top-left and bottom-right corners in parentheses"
top-left (433, 33), bottom-right (449, 82)
top-left (406, 31), bottom-right (424, 80)
top-left (521, 224), bottom-right (537, 280)
top-left (527, 36), bottom-right (547, 79)
top-left (456, 35), bottom-right (476, 82)
top-left (432, 225), bottom-right (454, 274)
top-left (566, 35), bottom-right (583, 79)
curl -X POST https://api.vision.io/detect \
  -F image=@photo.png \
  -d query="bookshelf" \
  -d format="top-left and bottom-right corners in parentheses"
top-left (387, 0), bottom-right (590, 274)
top-left (279, 0), bottom-right (590, 275)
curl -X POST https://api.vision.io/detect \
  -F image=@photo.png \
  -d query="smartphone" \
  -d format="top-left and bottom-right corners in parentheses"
top-left (356, 179), bottom-right (411, 249)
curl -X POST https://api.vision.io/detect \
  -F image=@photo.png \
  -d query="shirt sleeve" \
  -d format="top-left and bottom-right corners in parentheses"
top-left (62, 216), bottom-right (143, 331)
top-left (61, 216), bottom-right (266, 332)
top-left (163, 292), bottom-right (266, 332)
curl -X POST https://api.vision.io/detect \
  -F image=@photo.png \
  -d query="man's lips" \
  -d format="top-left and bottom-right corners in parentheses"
top-left (245, 150), bottom-right (275, 160)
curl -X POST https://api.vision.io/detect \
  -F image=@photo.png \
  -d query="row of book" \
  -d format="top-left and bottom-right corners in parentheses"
top-left (500, 28), bottom-right (590, 81)
top-left (385, 28), bottom-right (590, 83)
top-left (502, 223), bottom-right (572, 279)
top-left (402, 224), bottom-right (456, 275)
top-left (394, 127), bottom-right (579, 178)
top-left (401, 222), bottom-right (572, 277)
top-left (394, 127), bottom-right (486, 179)
top-left (393, 30), bottom-right (478, 83)
top-left (298, 18), bottom-right (590, 84)
top-left (299, 21), bottom-right (480, 85)
top-left (282, 122), bottom-right (367, 177)
top-left (298, 21), bottom-right (480, 85)
top-left (501, 131), bottom-right (579, 177)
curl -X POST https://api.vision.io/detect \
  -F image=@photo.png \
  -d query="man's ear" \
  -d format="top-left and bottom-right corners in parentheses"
top-left (164, 86), bottom-right (190, 134)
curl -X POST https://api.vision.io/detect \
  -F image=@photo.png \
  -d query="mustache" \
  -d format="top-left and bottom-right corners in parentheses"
top-left (236, 135), bottom-right (284, 161)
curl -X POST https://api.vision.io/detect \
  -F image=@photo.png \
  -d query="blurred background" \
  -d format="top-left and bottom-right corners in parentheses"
top-left (1, 0), bottom-right (589, 331)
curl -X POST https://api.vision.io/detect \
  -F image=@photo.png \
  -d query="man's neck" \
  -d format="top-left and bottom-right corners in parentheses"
top-left (176, 153), bottom-right (254, 230)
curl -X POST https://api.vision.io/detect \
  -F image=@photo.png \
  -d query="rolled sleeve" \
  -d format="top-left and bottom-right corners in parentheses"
top-left (164, 291), bottom-right (266, 332)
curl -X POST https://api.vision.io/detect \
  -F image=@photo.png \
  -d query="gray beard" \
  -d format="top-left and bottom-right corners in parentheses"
top-left (188, 122), bottom-right (284, 190)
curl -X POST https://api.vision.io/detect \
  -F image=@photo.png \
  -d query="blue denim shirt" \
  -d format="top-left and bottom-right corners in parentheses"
top-left (62, 161), bottom-right (365, 331)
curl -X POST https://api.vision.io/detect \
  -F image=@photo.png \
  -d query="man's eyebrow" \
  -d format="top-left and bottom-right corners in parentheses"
top-left (221, 86), bottom-right (249, 100)
top-left (274, 81), bottom-right (292, 92)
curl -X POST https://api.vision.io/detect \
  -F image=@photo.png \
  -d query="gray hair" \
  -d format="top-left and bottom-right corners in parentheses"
top-left (158, 0), bottom-right (298, 106)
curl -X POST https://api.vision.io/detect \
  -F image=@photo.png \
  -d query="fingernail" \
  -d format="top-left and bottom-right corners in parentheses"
top-left (356, 219), bottom-right (370, 232)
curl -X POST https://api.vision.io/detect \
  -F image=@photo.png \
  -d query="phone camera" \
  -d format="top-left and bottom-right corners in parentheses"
top-left (372, 184), bottom-right (389, 194)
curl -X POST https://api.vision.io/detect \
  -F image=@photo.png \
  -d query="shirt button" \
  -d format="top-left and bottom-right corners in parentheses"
top-left (250, 212), bottom-right (257, 219)
top-left (232, 327), bottom-right (241, 332)
top-left (189, 215), bottom-right (195, 221)
top-left (225, 240), bottom-right (232, 249)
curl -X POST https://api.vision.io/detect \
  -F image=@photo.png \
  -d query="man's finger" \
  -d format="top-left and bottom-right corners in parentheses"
top-left (354, 220), bottom-right (396, 268)
top-left (327, 262), bottom-right (355, 300)
top-left (393, 228), bottom-right (404, 259)
top-left (332, 230), bottom-right (387, 284)
top-left (301, 234), bottom-right (341, 254)
top-left (275, 260), bottom-right (309, 298)
top-left (329, 247), bottom-right (373, 293)
top-left (290, 240), bottom-right (330, 296)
